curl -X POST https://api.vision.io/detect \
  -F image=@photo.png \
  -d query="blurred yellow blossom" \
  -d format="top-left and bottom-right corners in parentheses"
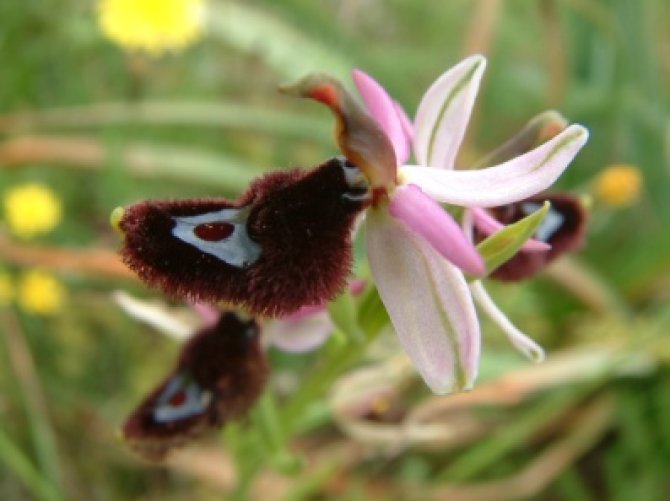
top-left (17, 270), bottom-right (66, 315)
top-left (98, 0), bottom-right (206, 55)
top-left (594, 164), bottom-right (643, 208)
top-left (4, 183), bottom-right (62, 239)
top-left (0, 271), bottom-right (13, 306)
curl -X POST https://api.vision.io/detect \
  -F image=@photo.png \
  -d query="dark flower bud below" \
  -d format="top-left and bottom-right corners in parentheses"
top-left (122, 311), bottom-right (268, 461)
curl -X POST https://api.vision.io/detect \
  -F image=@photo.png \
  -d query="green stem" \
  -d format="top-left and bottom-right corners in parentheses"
top-left (280, 286), bottom-right (387, 432)
top-left (1, 312), bottom-right (64, 499)
top-left (223, 424), bottom-right (262, 501)
top-left (224, 286), bottom-right (388, 495)
top-left (279, 341), bottom-right (364, 433)
top-left (0, 428), bottom-right (60, 501)
top-left (255, 392), bottom-right (285, 451)
top-left (253, 391), bottom-right (302, 474)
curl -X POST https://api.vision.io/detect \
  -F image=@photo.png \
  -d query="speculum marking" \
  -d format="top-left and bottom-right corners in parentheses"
top-left (172, 207), bottom-right (261, 267)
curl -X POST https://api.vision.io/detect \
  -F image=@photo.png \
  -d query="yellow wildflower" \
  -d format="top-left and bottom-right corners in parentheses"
top-left (17, 270), bottom-right (66, 316)
top-left (0, 271), bottom-right (13, 306)
top-left (4, 183), bottom-right (62, 239)
top-left (98, 0), bottom-right (206, 55)
top-left (594, 164), bottom-right (643, 208)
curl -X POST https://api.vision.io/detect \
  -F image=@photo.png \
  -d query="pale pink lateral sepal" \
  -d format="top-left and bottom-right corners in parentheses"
top-left (266, 308), bottom-right (334, 353)
top-left (471, 207), bottom-right (551, 252)
top-left (366, 209), bottom-right (481, 394)
top-left (352, 69), bottom-right (410, 164)
top-left (470, 281), bottom-right (545, 362)
top-left (401, 125), bottom-right (589, 207)
top-left (413, 54), bottom-right (486, 169)
top-left (389, 184), bottom-right (485, 276)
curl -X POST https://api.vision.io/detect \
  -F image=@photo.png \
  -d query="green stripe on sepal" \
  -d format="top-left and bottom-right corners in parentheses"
top-left (476, 201), bottom-right (550, 277)
top-left (426, 59), bottom-right (483, 166)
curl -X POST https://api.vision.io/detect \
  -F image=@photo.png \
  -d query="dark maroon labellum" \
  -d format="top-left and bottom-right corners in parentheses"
top-left (118, 157), bottom-right (371, 316)
top-left (476, 193), bottom-right (587, 281)
top-left (122, 311), bottom-right (268, 461)
top-left (194, 222), bottom-right (235, 241)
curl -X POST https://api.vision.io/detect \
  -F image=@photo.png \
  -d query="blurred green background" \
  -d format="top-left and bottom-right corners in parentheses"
top-left (1, 0), bottom-right (669, 499)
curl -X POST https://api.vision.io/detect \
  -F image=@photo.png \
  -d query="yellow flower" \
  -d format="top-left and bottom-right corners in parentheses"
top-left (17, 270), bottom-right (66, 316)
top-left (98, 0), bottom-right (206, 55)
top-left (0, 271), bottom-right (13, 306)
top-left (4, 183), bottom-right (62, 239)
top-left (594, 164), bottom-right (643, 208)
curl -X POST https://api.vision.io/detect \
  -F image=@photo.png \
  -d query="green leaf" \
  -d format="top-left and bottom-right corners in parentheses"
top-left (0, 429), bottom-right (61, 501)
top-left (476, 201), bottom-right (550, 276)
top-left (357, 285), bottom-right (389, 337)
top-left (327, 290), bottom-right (364, 343)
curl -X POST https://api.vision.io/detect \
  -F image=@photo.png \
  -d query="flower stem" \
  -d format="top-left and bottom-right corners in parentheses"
top-left (253, 391), bottom-right (302, 474)
top-left (280, 286), bottom-right (387, 433)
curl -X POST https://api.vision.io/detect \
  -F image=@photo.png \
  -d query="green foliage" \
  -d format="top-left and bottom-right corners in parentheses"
top-left (476, 201), bottom-right (550, 276)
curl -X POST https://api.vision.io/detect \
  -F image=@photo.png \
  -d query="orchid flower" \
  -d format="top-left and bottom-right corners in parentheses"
top-left (286, 55), bottom-right (588, 394)
top-left (115, 303), bottom-right (268, 461)
top-left (353, 57), bottom-right (591, 368)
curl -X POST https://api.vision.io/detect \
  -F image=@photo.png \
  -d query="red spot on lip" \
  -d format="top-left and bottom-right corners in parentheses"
top-left (309, 84), bottom-right (338, 107)
top-left (194, 222), bottom-right (235, 241)
top-left (168, 390), bottom-right (187, 407)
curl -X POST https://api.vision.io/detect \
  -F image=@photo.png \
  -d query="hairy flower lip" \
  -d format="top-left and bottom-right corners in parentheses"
top-left (122, 310), bottom-right (268, 461)
top-left (114, 157), bottom-right (370, 317)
